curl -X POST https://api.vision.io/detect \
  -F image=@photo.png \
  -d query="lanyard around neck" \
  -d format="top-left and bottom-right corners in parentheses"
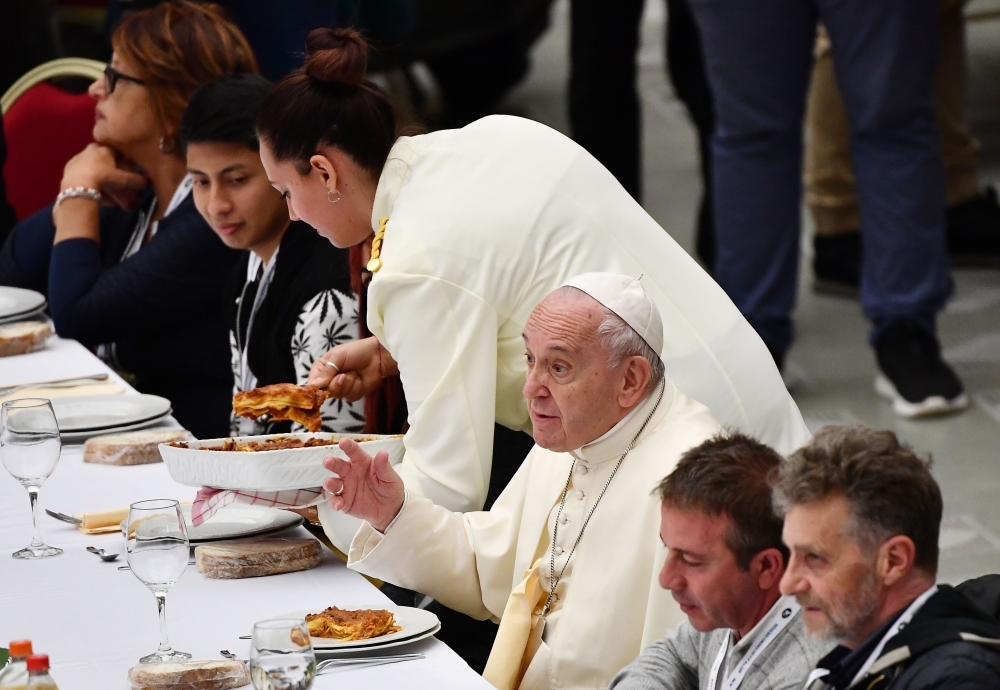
top-left (848, 585), bottom-right (938, 686)
top-left (237, 253), bottom-right (279, 392)
top-left (707, 599), bottom-right (802, 690)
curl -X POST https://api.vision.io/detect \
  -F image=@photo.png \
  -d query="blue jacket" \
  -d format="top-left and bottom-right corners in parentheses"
top-left (0, 191), bottom-right (240, 438)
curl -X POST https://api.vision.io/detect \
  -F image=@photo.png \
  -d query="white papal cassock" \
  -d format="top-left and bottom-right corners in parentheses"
top-left (319, 114), bottom-right (809, 549)
top-left (347, 380), bottom-right (721, 690)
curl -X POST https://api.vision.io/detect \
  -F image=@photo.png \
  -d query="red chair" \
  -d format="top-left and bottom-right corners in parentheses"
top-left (1, 58), bottom-right (104, 221)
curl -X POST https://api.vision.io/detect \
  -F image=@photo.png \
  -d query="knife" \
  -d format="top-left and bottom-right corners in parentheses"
top-left (45, 509), bottom-right (82, 525)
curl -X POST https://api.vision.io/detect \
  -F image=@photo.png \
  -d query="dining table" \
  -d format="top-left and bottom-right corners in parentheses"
top-left (0, 336), bottom-right (493, 689)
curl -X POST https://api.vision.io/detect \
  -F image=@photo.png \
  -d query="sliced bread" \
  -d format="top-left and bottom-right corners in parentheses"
top-left (83, 428), bottom-right (191, 466)
top-left (0, 321), bottom-right (52, 357)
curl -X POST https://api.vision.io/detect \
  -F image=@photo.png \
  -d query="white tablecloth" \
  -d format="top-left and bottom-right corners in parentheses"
top-left (0, 338), bottom-right (491, 690)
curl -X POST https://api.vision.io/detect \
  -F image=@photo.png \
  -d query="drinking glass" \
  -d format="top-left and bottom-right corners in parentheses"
top-left (126, 499), bottom-right (192, 663)
top-left (250, 618), bottom-right (316, 690)
top-left (0, 398), bottom-right (62, 559)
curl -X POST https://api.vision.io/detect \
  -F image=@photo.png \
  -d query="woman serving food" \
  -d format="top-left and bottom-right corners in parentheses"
top-left (256, 29), bottom-right (810, 536)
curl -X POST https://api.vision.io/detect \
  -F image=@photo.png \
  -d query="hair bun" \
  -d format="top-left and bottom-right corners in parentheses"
top-left (304, 28), bottom-right (368, 87)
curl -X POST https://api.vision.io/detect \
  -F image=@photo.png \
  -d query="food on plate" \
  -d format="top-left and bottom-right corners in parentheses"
top-left (305, 607), bottom-right (402, 641)
top-left (0, 321), bottom-right (52, 358)
top-left (195, 538), bottom-right (321, 579)
top-left (84, 429), bottom-right (191, 465)
top-left (127, 659), bottom-right (249, 690)
top-left (232, 383), bottom-right (329, 432)
top-left (168, 434), bottom-right (397, 452)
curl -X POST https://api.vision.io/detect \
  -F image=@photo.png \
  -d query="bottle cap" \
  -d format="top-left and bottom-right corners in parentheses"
top-left (26, 654), bottom-right (49, 672)
top-left (8, 640), bottom-right (32, 656)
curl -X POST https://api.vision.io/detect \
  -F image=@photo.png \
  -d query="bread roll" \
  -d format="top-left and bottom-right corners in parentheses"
top-left (127, 659), bottom-right (249, 690)
top-left (196, 537), bottom-right (322, 579)
top-left (0, 321), bottom-right (52, 357)
top-left (84, 429), bottom-right (191, 466)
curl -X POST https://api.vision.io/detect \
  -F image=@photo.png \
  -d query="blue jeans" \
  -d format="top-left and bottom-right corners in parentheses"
top-left (685, 0), bottom-right (950, 358)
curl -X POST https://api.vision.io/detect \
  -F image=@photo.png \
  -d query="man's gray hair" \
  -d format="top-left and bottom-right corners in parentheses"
top-left (555, 286), bottom-right (665, 390)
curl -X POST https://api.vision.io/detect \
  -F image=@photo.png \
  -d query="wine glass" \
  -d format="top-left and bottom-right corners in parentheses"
top-left (0, 398), bottom-right (63, 559)
top-left (250, 618), bottom-right (316, 690)
top-left (126, 499), bottom-right (192, 663)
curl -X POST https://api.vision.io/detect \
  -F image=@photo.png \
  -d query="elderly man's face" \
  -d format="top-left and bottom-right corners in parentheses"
top-left (522, 292), bottom-right (642, 452)
top-left (780, 496), bottom-right (884, 647)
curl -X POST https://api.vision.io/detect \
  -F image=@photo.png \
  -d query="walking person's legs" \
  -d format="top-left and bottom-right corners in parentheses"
top-left (685, 0), bottom-right (817, 368)
top-left (821, 0), bottom-right (966, 416)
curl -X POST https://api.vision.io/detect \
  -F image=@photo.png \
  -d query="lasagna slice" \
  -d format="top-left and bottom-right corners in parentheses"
top-left (232, 383), bottom-right (329, 433)
top-left (305, 607), bottom-right (402, 641)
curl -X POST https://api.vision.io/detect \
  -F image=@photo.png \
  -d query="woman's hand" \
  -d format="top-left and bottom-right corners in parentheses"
top-left (59, 143), bottom-right (148, 210)
top-left (323, 438), bottom-right (405, 533)
top-left (308, 336), bottom-right (399, 402)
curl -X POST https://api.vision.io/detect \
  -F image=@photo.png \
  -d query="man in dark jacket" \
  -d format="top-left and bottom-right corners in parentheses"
top-left (773, 425), bottom-right (1000, 690)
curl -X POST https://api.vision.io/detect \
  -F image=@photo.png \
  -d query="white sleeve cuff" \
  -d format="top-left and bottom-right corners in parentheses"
top-left (375, 490), bottom-right (408, 535)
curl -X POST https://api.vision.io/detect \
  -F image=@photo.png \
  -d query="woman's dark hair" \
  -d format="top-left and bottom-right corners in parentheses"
top-left (256, 28), bottom-right (398, 178)
top-left (180, 74), bottom-right (272, 153)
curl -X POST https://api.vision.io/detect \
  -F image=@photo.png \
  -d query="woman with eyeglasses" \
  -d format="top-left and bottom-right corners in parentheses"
top-left (0, 2), bottom-right (257, 438)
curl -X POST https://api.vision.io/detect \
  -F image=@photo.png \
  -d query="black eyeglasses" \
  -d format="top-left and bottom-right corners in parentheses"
top-left (104, 64), bottom-right (148, 94)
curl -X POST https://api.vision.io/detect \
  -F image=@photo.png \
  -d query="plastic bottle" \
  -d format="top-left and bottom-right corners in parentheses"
top-left (0, 640), bottom-right (33, 690)
top-left (24, 655), bottom-right (57, 690)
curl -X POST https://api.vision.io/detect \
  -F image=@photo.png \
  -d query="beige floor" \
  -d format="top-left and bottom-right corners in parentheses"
top-left (498, 0), bottom-right (1000, 583)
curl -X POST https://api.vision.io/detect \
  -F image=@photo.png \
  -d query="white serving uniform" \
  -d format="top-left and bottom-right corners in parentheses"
top-left (348, 379), bottom-right (722, 690)
top-left (319, 115), bottom-right (809, 548)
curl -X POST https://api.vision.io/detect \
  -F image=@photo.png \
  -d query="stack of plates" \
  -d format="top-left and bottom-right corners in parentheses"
top-left (0, 286), bottom-right (46, 324)
top-left (52, 394), bottom-right (173, 443)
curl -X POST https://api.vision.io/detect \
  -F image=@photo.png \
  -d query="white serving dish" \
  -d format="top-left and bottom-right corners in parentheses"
top-left (159, 432), bottom-right (405, 491)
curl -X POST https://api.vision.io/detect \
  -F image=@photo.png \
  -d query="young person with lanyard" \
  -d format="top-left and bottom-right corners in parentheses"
top-left (611, 434), bottom-right (830, 690)
top-left (0, 2), bottom-right (256, 438)
top-left (775, 426), bottom-right (1000, 690)
top-left (181, 75), bottom-right (364, 435)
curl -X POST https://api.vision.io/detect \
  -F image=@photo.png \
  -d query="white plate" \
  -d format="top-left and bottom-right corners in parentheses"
top-left (0, 287), bottom-right (46, 321)
top-left (161, 432), bottom-right (405, 491)
top-left (0, 306), bottom-right (47, 325)
top-left (119, 503), bottom-right (304, 543)
top-left (274, 605), bottom-right (440, 650)
top-left (60, 412), bottom-right (174, 444)
top-left (51, 394), bottom-right (172, 432)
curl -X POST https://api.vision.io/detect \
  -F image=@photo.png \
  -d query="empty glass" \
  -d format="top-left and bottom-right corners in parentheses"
top-left (126, 499), bottom-right (192, 663)
top-left (0, 398), bottom-right (62, 559)
top-left (250, 618), bottom-right (316, 690)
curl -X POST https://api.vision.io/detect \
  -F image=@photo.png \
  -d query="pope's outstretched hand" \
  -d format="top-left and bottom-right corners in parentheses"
top-left (323, 438), bottom-right (405, 533)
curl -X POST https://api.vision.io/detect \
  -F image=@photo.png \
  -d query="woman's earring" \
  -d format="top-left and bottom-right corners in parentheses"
top-left (327, 189), bottom-right (342, 204)
top-left (158, 136), bottom-right (176, 154)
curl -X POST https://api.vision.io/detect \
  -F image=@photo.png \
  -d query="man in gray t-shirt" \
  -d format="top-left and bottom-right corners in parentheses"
top-left (611, 434), bottom-right (830, 690)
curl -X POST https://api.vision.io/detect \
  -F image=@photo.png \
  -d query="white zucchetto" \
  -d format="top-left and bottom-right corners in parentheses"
top-left (562, 272), bottom-right (664, 357)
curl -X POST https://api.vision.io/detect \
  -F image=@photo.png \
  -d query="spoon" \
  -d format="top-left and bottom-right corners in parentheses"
top-left (86, 546), bottom-right (119, 562)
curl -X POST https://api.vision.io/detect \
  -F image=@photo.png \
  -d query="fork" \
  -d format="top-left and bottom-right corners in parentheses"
top-left (316, 654), bottom-right (424, 673)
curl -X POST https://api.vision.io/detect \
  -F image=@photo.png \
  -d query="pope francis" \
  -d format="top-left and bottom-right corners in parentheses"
top-left (321, 274), bottom-right (722, 690)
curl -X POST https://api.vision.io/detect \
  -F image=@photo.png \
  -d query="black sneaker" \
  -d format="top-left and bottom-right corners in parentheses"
top-left (874, 321), bottom-right (968, 418)
top-left (947, 186), bottom-right (1000, 267)
top-left (813, 233), bottom-right (861, 298)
